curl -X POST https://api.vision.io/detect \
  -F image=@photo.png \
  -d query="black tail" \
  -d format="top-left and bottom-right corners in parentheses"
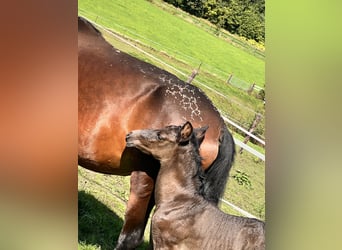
top-left (202, 125), bottom-right (235, 204)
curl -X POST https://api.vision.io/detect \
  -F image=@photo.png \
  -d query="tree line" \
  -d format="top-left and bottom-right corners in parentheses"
top-left (162, 0), bottom-right (265, 43)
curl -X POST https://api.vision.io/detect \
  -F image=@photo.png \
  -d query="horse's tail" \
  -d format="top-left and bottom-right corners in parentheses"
top-left (203, 125), bottom-right (235, 205)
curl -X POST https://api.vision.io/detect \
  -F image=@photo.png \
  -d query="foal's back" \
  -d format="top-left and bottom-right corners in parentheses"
top-left (152, 194), bottom-right (265, 249)
top-left (195, 205), bottom-right (265, 249)
top-left (151, 184), bottom-right (265, 249)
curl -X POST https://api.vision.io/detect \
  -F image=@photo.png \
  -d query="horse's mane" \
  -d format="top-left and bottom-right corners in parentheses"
top-left (188, 133), bottom-right (206, 197)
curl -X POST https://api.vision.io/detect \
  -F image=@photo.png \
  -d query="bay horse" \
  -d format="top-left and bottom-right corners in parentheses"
top-left (78, 16), bottom-right (235, 249)
top-left (126, 122), bottom-right (265, 250)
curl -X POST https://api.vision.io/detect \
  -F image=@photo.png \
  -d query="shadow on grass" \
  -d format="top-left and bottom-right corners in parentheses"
top-left (78, 190), bottom-right (123, 249)
top-left (78, 190), bottom-right (150, 250)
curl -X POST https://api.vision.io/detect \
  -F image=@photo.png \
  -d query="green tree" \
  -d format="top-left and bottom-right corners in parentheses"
top-left (237, 8), bottom-right (264, 42)
top-left (183, 0), bottom-right (205, 17)
top-left (203, 0), bottom-right (229, 33)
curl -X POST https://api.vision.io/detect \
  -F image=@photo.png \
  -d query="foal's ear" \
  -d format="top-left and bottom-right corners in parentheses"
top-left (194, 125), bottom-right (208, 146)
top-left (179, 121), bottom-right (193, 143)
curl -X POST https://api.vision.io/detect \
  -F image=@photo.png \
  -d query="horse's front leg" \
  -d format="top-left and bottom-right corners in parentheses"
top-left (115, 170), bottom-right (155, 250)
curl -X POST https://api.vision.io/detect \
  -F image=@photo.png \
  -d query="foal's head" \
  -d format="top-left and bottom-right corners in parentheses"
top-left (125, 121), bottom-right (208, 162)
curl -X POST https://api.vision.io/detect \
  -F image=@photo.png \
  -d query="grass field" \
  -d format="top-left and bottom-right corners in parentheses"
top-left (78, 0), bottom-right (265, 249)
top-left (78, 0), bottom-right (265, 88)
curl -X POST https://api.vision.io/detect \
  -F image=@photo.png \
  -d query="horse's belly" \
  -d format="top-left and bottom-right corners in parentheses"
top-left (78, 155), bottom-right (131, 175)
top-left (78, 111), bottom-right (129, 174)
top-left (78, 132), bottom-right (124, 173)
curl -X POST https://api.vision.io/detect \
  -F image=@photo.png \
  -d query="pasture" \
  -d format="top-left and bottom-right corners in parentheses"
top-left (78, 0), bottom-right (265, 249)
top-left (78, 0), bottom-right (264, 88)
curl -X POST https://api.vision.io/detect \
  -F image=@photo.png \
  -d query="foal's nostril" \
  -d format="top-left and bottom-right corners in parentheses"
top-left (126, 132), bottom-right (132, 141)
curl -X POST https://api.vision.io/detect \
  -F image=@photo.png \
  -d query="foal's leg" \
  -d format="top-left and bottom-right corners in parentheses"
top-left (115, 170), bottom-right (155, 250)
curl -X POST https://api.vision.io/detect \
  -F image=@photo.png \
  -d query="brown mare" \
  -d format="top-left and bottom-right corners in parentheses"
top-left (78, 17), bottom-right (235, 249)
top-left (126, 122), bottom-right (265, 250)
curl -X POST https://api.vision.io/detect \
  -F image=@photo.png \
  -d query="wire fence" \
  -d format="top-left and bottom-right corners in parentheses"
top-left (229, 75), bottom-right (253, 91)
top-left (79, 8), bottom-right (265, 94)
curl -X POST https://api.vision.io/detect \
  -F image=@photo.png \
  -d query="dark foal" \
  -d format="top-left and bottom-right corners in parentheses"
top-left (126, 122), bottom-right (265, 250)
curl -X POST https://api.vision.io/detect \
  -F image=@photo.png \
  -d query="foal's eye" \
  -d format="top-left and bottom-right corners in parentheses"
top-left (157, 132), bottom-right (162, 140)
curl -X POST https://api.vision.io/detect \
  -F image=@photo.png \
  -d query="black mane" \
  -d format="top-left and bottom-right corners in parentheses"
top-left (188, 132), bottom-right (207, 197)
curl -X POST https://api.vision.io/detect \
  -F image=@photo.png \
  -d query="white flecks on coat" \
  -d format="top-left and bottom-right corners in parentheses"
top-left (165, 82), bottom-right (203, 122)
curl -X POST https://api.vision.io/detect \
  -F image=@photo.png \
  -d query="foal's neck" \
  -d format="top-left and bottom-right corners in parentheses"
top-left (156, 143), bottom-right (203, 204)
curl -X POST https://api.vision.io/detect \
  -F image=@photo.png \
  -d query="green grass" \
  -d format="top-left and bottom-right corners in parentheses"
top-left (151, 0), bottom-right (265, 56)
top-left (78, 0), bottom-right (264, 88)
top-left (78, 168), bottom-right (151, 250)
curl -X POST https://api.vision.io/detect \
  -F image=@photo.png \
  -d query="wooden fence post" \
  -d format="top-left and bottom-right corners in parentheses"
top-left (247, 83), bottom-right (255, 94)
top-left (186, 62), bottom-right (202, 84)
top-left (227, 74), bottom-right (233, 84)
top-left (239, 113), bottom-right (262, 154)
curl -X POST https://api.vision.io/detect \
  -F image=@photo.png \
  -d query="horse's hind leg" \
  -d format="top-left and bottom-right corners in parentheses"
top-left (115, 170), bottom-right (155, 250)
